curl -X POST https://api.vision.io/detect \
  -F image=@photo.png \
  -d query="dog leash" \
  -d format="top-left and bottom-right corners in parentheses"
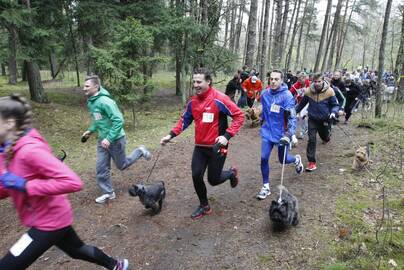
top-left (278, 143), bottom-right (288, 203)
top-left (145, 146), bottom-right (162, 183)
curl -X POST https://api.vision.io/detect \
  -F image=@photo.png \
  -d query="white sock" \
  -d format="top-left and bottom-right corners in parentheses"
top-left (263, 183), bottom-right (270, 189)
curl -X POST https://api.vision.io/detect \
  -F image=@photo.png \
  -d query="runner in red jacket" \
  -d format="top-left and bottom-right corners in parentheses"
top-left (160, 67), bottom-right (244, 220)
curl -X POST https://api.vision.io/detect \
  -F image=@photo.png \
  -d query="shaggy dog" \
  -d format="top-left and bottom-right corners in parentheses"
top-left (244, 105), bottom-right (262, 128)
top-left (269, 186), bottom-right (299, 228)
top-left (352, 145), bottom-right (372, 170)
top-left (128, 181), bottom-right (166, 214)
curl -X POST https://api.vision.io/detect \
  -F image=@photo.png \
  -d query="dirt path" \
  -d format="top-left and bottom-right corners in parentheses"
top-left (0, 117), bottom-right (362, 269)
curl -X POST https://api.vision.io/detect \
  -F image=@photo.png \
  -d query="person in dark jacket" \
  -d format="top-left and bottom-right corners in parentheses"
top-left (296, 73), bottom-right (339, 172)
top-left (160, 67), bottom-right (244, 220)
top-left (343, 78), bottom-right (361, 123)
top-left (331, 71), bottom-right (347, 96)
top-left (225, 73), bottom-right (242, 103)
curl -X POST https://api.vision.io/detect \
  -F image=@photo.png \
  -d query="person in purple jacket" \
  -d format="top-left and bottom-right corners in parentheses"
top-left (0, 94), bottom-right (128, 270)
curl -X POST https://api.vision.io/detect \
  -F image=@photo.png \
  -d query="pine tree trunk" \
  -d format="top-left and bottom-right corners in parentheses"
top-left (326, 0), bottom-right (343, 71)
top-left (1, 63), bottom-right (6, 76)
top-left (259, 0), bottom-right (271, 80)
top-left (295, 0), bottom-right (308, 71)
top-left (245, 0), bottom-right (258, 67)
top-left (271, 0), bottom-right (283, 68)
top-left (313, 0), bottom-right (332, 72)
top-left (26, 61), bottom-right (48, 103)
top-left (256, 0), bottom-right (266, 70)
top-left (337, 0), bottom-right (356, 69)
top-left (395, 7), bottom-right (403, 102)
top-left (229, 0), bottom-right (237, 52)
top-left (283, 0), bottom-right (298, 69)
top-left (375, 0), bottom-right (393, 118)
top-left (286, 0), bottom-right (302, 70)
top-left (267, 1), bottom-right (275, 69)
top-left (7, 25), bottom-right (18, 85)
top-left (302, 1), bottom-right (315, 71)
top-left (335, 0), bottom-right (350, 68)
top-left (234, 0), bottom-right (245, 55)
top-left (321, 22), bottom-right (333, 72)
top-left (49, 48), bottom-right (58, 79)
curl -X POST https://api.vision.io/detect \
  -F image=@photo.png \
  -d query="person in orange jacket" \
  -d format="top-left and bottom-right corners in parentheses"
top-left (242, 75), bottom-right (263, 108)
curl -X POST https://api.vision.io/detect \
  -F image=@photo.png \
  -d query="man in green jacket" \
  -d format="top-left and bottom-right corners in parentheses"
top-left (82, 75), bottom-right (151, 204)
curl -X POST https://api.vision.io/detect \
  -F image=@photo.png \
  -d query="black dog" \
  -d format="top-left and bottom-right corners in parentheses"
top-left (128, 181), bottom-right (166, 214)
top-left (269, 186), bottom-right (299, 228)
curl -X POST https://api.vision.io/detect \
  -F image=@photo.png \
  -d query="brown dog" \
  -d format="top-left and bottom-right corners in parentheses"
top-left (352, 146), bottom-right (372, 170)
top-left (244, 105), bottom-right (262, 128)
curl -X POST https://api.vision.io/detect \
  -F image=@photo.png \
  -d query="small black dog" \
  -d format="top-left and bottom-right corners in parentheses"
top-left (269, 185), bottom-right (299, 228)
top-left (128, 181), bottom-right (166, 214)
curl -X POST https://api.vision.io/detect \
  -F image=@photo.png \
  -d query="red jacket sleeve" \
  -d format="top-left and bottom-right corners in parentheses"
top-left (171, 100), bottom-right (194, 137)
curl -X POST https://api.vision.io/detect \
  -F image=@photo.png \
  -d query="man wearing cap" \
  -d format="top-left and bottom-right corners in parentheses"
top-left (242, 75), bottom-right (263, 108)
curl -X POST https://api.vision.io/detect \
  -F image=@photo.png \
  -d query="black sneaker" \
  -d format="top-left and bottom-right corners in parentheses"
top-left (229, 167), bottom-right (239, 188)
top-left (191, 205), bottom-right (212, 220)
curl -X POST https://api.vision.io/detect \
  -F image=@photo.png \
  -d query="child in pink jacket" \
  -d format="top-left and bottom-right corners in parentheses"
top-left (0, 94), bottom-right (128, 270)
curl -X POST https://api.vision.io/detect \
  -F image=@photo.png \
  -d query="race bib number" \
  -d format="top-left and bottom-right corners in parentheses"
top-left (10, 233), bottom-right (33, 257)
top-left (270, 103), bottom-right (280, 113)
top-left (93, 112), bottom-right (103, 120)
top-left (202, 112), bottom-right (214, 123)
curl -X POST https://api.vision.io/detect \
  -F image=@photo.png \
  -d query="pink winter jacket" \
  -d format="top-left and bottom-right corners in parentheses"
top-left (0, 129), bottom-right (83, 231)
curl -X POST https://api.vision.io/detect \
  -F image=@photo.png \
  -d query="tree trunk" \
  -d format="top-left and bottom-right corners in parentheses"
top-left (295, 0), bottom-right (308, 71)
top-left (395, 6), bottom-right (404, 102)
top-left (256, 0), bottom-right (266, 70)
top-left (335, 0), bottom-right (356, 66)
top-left (267, 1), bottom-right (275, 69)
top-left (302, 1), bottom-right (315, 71)
top-left (234, 0), bottom-right (245, 55)
top-left (271, 0), bottom-right (283, 68)
top-left (26, 61), bottom-right (48, 103)
top-left (326, 0), bottom-right (343, 71)
top-left (66, 4), bottom-right (80, 87)
top-left (244, 0), bottom-right (258, 67)
top-left (286, 0), bottom-right (302, 71)
top-left (7, 25), bottom-right (18, 85)
top-left (259, 0), bottom-right (271, 80)
top-left (335, 0), bottom-right (350, 68)
top-left (313, 0), bottom-right (332, 72)
top-left (49, 48), bottom-right (58, 79)
top-left (375, 0), bottom-right (393, 118)
top-left (321, 21), bottom-right (334, 72)
top-left (229, 0), bottom-right (237, 52)
top-left (283, 0), bottom-right (297, 69)
top-left (277, 0), bottom-right (289, 67)
top-left (1, 63), bottom-right (6, 76)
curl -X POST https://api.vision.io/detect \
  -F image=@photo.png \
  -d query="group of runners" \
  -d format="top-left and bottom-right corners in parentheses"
top-left (0, 64), bottom-right (394, 269)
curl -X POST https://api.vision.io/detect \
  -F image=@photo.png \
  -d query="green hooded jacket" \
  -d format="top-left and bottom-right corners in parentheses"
top-left (86, 87), bottom-right (125, 142)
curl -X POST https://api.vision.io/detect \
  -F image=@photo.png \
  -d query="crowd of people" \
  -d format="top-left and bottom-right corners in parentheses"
top-left (0, 64), bottom-right (398, 269)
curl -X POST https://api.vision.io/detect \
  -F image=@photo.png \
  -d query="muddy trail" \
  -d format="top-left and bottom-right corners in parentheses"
top-left (0, 119), bottom-right (367, 270)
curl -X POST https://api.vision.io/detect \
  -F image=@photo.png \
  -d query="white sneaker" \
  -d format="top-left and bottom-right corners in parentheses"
top-left (139, 145), bottom-right (152, 161)
top-left (95, 192), bottom-right (116, 204)
top-left (295, 154), bottom-right (304, 174)
top-left (256, 186), bottom-right (271, 200)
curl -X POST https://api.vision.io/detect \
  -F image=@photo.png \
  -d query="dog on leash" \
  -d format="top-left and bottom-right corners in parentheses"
top-left (128, 181), bottom-right (166, 214)
top-left (352, 145), bottom-right (372, 171)
top-left (269, 185), bottom-right (299, 228)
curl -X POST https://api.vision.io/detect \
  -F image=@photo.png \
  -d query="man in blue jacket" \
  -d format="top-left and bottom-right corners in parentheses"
top-left (296, 73), bottom-right (339, 171)
top-left (257, 70), bottom-right (304, 200)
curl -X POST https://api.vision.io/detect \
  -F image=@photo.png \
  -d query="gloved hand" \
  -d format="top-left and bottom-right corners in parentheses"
top-left (291, 135), bottom-right (298, 146)
top-left (160, 134), bottom-right (172, 145)
top-left (279, 135), bottom-right (290, 146)
top-left (329, 113), bottom-right (337, 120)
top-left (0, 172), bottom-right (27, 192)
top-left (215, 136), bottom-right (228, 146)
top-left (338, 110), bottom-right (345, 116)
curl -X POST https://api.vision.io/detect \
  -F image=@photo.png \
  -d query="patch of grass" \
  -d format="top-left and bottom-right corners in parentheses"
top-left (327, 111), bottom-right (404, 270)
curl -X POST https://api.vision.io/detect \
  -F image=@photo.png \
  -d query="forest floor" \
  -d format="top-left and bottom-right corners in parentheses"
top-left (0, 83), bottom-right (402, 270)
